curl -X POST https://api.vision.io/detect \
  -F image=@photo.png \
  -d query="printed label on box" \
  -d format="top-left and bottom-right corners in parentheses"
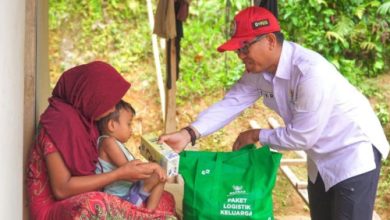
top-left (140, 134), bottom-right (180, 177)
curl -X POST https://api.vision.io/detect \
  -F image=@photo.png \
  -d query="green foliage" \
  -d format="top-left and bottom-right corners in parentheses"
top-left (279, 0), bottom-right (389, 84)
top-left (49, 0), bottom-right (151, 80)
top-left (49, 0), bottom-right (389, 99)
top-left (359, 83), bottom-right (380, 97)
top-left (376, 102), bottom-right (390, 125)
top-left (377, 1), bottom-right (390, 14)
top-left (178, 0), bottom-right (390, 98)
top-left (177, 0), bottom-right (248, 99)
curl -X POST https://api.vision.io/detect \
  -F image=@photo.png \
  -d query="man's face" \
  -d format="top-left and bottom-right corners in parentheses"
top-left (236, 34), bottom-right (276, 74)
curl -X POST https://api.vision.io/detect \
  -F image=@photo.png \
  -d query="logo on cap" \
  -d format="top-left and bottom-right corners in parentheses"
top-left (230, 20), bottom-right (237, 37)
top-left (252, 19), bottom-right (270, 29)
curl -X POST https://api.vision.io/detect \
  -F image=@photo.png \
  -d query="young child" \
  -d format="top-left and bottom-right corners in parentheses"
top-left (96, 100), bottom-right (166, 210)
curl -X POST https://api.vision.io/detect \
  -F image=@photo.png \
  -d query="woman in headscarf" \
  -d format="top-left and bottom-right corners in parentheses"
top-left (27, 61), bottom-right (176, 219)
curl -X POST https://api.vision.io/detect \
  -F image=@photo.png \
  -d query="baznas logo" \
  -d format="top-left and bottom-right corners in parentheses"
top-left (230, 20), bottom-right (237, 37)
top-left (228, 185), bottom-right (247, 196)
top-left (233, 185), bottom-right (243, 191)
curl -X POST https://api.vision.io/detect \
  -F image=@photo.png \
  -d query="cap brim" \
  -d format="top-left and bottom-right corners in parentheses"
top-left (217, 36), bottom-right (253, 52)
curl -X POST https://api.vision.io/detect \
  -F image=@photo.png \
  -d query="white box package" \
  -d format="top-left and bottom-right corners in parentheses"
top-left (140, 134), bottom-right (180, 177)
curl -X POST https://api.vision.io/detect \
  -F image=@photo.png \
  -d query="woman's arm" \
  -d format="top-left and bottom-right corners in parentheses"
top-left (46, 152), bottom-right (152, 200)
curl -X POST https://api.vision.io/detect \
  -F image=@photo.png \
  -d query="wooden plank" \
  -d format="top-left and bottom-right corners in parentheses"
top-left (294, 150), bottom-right (307, 159)
top-left (267, 117), bottom-right (280, 129)
top-left (280, 165), bottom-right (309, 205)
top-left (146, 0), bottom-right (166, 121)
top-left (249, 119), bottom-right (261, 129)
top-left (280, 158), bottom-right (307, 165)
top-left (296, 182), bottom-right (308, 190)
top-left (165, 39), bottom-right (177, 133)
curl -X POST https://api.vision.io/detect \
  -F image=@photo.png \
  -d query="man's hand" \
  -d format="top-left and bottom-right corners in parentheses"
top-left (158, 129), bottom-right (191, 153)
top-left (232, 129), bottom-right (261, 151)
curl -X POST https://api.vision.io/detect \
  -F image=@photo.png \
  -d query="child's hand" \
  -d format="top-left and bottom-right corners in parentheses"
top-left (153, 163), bottom-right (167, 182)
top-left (141, 162), bottom-right (167, 182)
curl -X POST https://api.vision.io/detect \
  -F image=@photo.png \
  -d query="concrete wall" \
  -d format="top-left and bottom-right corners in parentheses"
top-left (0, 0), bottom-right (26, 219)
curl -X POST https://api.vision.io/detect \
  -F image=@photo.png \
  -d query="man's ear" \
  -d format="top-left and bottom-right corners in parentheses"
top-left (266, 33), bottom-right (277, 50)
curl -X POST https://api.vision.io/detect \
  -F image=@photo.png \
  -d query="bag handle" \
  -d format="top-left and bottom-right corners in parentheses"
top-left (251, 146), bottom-right (282, 194)
top-left (212, 153), bottom-right (224, 218)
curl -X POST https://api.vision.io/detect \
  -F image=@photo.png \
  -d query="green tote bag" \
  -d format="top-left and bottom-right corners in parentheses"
top-left (179, 145), bottom-right (282, 220)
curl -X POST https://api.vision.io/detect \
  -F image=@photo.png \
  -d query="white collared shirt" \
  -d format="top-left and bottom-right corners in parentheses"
top-left (191, 41), bottom-right (389, 190)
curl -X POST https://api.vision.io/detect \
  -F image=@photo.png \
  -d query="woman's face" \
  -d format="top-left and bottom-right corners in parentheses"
top-left (94, 107), bottom-right (115, 121)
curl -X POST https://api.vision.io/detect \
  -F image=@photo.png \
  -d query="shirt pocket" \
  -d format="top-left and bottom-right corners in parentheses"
top-left (260, 89), bottom-right (276, 109)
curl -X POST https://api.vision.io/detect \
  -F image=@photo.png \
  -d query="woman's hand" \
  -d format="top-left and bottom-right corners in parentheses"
top-left (116, 160), bottom-right (154, 182)
top-left (46, 151), bottom-right (134, 200)
top-left (158, 129), bottom-right (191, 153)
top-left (232, 129), bottom-right (261, 151)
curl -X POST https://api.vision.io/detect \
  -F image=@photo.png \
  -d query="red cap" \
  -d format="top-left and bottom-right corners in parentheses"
top-left (217, 6), bottom-right (280, 52)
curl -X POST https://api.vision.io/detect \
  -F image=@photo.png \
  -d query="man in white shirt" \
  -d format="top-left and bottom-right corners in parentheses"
top-left (159, 6), bottom-right (389, 220)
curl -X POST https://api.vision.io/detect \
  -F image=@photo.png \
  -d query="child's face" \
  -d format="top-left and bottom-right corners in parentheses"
top-left (112, 109), bottom-right (134, 143)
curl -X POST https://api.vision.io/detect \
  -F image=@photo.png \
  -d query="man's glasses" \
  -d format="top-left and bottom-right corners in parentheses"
top-left (235, 35), bottom-right (266, 55)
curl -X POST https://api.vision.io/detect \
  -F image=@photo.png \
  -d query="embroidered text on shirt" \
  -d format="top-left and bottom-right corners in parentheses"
top-left (259, 89), bottom-right (274, 98)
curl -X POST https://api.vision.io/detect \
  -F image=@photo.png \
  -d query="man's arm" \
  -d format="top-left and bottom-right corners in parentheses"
top-left (160, 73), bottom-right (262, 152)
top-left (191, 73), bottom-right (262, 137)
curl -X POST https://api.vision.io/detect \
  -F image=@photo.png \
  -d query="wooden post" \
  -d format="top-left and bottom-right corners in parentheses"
top-left (165, 39), bottom-right (177, 133)
top-left (24, 0), bottom-right (37, 219)
top-left (23, 0), bottom-right (49, 218)
top-left (36, 0), bottom-right (50, 119)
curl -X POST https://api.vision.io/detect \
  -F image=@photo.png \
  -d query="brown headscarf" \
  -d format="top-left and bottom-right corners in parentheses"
top-left (40, 61), bottom-right (131, 176)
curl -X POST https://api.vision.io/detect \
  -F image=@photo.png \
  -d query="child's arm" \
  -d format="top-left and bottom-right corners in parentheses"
top-left (99, 136), bottom-right (129, 167)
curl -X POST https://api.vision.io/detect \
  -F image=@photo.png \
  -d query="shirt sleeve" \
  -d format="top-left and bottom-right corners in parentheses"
top-left (260, 68), bottom-right (336, 151)
top-left (191, 73), bottom-right (262, 137)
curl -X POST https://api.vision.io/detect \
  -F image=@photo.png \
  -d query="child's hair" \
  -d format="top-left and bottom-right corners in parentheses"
top-left (97, 100), bottom-right (136, 135)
